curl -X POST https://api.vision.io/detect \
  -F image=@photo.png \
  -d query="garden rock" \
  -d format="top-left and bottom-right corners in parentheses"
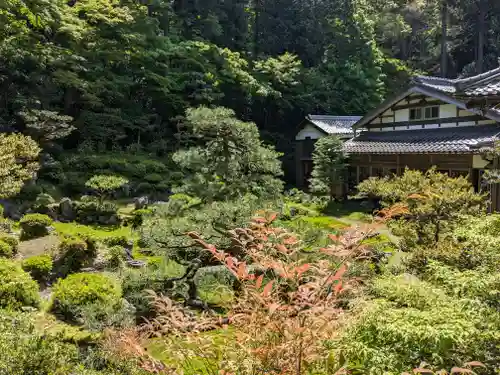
top-left (134, 196), bottom-right (149, 210)
top-left (59, 198), bottom-right (74, 220)
top-left (127, 260), bottom-right (146, 268)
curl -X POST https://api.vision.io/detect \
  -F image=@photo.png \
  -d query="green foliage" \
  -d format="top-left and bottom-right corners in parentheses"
top-left (103, 235), bottom-right (130, 248)
top-left (309, 135), bottom-right (347, 200)
top-left (425, 261), bottom-right (500, 309)
top-left (0, 204), bottom-right (3, 218)
top-left (22, 255), bottom-right (53, 282)
top-left (173, 107), bottom-right (284, 202)
top-left (356, 169), bottom-right (485, 248)
top-left (142, 195), bottom-right (267, 264)
top-left (51, 273), bottom-right (122, 323)
top-left (105, 246), bottom-right (127, 269)
top-left (122, 260), bottom-right (185, 319)
top-left (20, 213), bottom-right (53, 240)
top-left (0, 311), bottom-right (78, 375)
top-left (338, 276), bottom-right (498, 374)
top-left (56, 237), bottom-right (97, 276)
top-left (130, 209), bottom-right (153, 229)
top-left (0, 259), bottom-right (40, 310)
top-left (73, 198), bottom-right (119, 225)
top-left (452, 214), bottom-right (500, 270)
top-left (0, 240), bottom-right (14, 258)
top-left (85, 175), bottom-right (129, 201)
top-left (53, 153), bottom-right (172, 196)
top-left (0, 229), bottom-right (18, 251)
top-left (0, 134), bottom-right (40, 199)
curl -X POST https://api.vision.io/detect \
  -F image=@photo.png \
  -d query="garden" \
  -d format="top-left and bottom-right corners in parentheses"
top-left (0, 107), bottom-right (498, 375)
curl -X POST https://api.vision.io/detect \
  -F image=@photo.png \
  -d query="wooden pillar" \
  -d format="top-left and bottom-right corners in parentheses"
top-left (356, 166), bottom-right (360, 185)
top-left (396, 154), bottom-right (401, 175)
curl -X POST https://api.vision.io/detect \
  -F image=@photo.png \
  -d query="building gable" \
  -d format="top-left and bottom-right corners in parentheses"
top-left (365, 92), bottom-right (495, 132)
top-left (295, 123), bottom-right (326, 140)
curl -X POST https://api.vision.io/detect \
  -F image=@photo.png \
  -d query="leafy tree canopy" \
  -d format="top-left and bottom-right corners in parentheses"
top-left (0, 133), bottom-right (40, 199)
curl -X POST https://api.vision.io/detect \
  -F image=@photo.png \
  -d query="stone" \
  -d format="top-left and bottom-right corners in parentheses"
top-left (134, 196), bottom-right (149, 210)
top-left (59, 198), bottom-right (74, 220)
top-left (127, 260), bottom-right (146, 268)
top-left (107, 215), bottom-right (120, 226)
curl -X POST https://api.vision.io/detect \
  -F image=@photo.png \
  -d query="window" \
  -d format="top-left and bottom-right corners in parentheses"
top-left (409, 108), bottom-right (422, 120)
top-left (410, 106), bottom-right (439, 121)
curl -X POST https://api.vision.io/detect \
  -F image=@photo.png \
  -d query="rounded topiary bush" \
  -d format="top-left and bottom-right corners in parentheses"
top-left (0, 241), bottom-right (13, 258)
top-left (103, 235), bottom-right (129, 248)
top-left (130, 209), bottom-right (153, 229)
top-left (0, 234), bottom-right (19, 254)
top-left (0, 259), bottom-right (40, 309)
top-left (56, 237), bottom-right (97, 275)
top-left (51, 273), bottom-right (122, 321)
top-left (22, 255), bottom-right (53, 282)
top-left (20, 213), bottom-right (53, 240)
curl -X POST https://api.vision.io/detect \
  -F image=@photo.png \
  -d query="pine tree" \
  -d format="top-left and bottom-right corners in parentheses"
top-left (172, 106), bottom-right (283, 202)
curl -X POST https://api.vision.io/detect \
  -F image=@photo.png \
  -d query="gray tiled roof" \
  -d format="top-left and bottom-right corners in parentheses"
top-left (307, 115), bottom-right (361, 135)
top-left (344, 124), bottom-right (500, 154)
top-left (413, 67), bottom-right (500, 97)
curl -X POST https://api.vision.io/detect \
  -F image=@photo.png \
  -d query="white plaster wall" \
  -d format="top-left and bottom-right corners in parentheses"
top-left (473, 155), bottom-right (489, 169)
top-left (439, 104), bottom-right (456, 118)
top-left (295, 124), bottom-right (325, 140)
top-left (459, 109), bottom-right (475, 117)
top-left (478, 119), bottom-right (496, 125)
top-left (395, 108), bottom-right (409, 122)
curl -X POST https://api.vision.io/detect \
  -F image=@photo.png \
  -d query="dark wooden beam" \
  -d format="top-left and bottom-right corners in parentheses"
top-left (366, 115), bottom-right (483, 129)
top-left (392, 99), bottom-right (446, 111)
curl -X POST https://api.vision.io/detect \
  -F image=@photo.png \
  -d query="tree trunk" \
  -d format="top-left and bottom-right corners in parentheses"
top-left (477, 0), bottom-right (487, 74)
top-left (253, 0), bottom-right (262, 59)
top-left (440, 0), bottom-right (448, 77)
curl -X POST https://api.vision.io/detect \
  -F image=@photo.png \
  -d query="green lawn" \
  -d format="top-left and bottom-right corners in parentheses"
top-left (53, 222), bottom-right (135, 239)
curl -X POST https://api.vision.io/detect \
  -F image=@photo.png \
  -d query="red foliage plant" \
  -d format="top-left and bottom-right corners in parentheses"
top-left (144, 210), bottom-right (389, 375)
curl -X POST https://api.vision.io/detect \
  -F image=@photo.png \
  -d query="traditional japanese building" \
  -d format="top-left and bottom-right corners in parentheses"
top-left (345, 67), bottom-right (500, 209)
top-left (295, 115), bottom-right (361, 189)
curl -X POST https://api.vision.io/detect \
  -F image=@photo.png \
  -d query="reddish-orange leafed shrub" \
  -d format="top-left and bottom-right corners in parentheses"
top-left (146, 210), bottom-right (386, 375)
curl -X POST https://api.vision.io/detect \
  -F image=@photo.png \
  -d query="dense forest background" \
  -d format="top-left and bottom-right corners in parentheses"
top-left (1, 0), bottom-right (499, 181)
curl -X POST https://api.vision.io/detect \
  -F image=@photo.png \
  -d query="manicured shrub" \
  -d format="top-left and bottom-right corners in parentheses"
top-left (51, 273), bottom-right (122, 322)
top-left (73, 199), bottom-right (119, 225)
top-left (0, 241), bottom-right (13, 258)
top-left (0, 259), bottom-right (40, 309)
top-left (105, 246), bottom-right (127, 269)
top-left (103, 235), bottom-right (130, 248)
top-left (22, 255), bottom-right (53, 282)
top-left (0, 234), bottom-right (19, 254)
top-left (130, 209), bottom-right (153, 229)
top-left (56, 237), bottom-right (97, 275)
top-left (135, 182), bottom-right (153, 194)
top-left (20, 213), bottom-right (53, 240)
top-left (144, 173), bottom-right (163, 183)
top-left (18, 183), bottom-right (43, 201)
top-left (122, 260), bottom-right (184, 319)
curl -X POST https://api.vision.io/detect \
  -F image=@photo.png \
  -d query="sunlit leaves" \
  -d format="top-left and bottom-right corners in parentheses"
top-left (0, 133), bottom-right (40, 198)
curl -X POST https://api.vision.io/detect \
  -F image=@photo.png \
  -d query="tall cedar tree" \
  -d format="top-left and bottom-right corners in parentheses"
top-left (309, 135), bottom-right (347, 200)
